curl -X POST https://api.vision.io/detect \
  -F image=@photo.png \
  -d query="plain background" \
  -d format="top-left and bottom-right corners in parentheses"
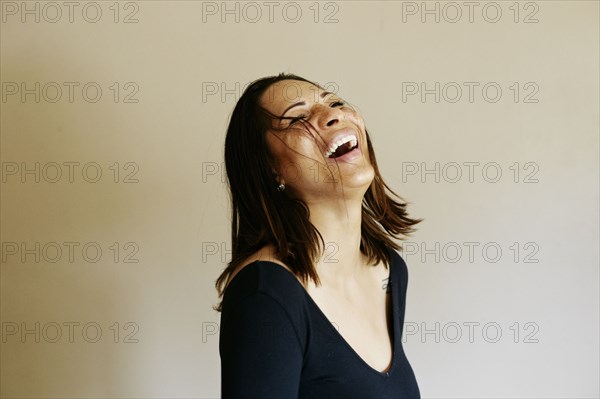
top-left (1, 0), bottom-right (598, 398)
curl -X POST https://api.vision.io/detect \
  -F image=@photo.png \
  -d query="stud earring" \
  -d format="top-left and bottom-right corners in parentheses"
top-left (276, 182), bottom-right (285, 192)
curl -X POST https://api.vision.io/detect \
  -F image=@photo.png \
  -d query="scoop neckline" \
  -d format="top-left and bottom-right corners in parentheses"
top-left (229, 251), bottom-right (398, 378)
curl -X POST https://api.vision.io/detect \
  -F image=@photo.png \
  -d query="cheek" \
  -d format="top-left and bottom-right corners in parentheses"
top-left (345, 111), bottom-right (372, 162)
top-left (345, 109), bottom-right (366, 131)
top-left (278, 140), bottom-right (328, 186)
top-left (269, 134), bottom-right (320, 170)
top-left (282, 132), bottom-right (321, 155)
top-left (345, 111), bottom-right (367, 148)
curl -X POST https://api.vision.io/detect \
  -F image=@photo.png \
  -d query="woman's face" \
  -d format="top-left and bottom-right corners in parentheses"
top-left (260, 79), bottom-right (375, 201)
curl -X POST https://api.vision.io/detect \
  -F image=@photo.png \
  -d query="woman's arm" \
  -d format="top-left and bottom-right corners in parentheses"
top-left (220, 292), bottom-right (304, 399)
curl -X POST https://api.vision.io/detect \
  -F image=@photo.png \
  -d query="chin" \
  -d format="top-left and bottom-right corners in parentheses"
top-left (342, 167), bottom-right (375, 191)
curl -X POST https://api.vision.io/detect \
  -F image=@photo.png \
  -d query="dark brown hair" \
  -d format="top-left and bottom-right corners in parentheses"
top-left (213, 73), bottom-right (422, 312)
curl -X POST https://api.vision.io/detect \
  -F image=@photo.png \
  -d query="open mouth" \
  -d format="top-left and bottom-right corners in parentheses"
top-left (326, 136), bottom-right (358, 159)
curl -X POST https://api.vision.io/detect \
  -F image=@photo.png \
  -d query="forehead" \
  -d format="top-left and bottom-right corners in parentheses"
top-left (260, 80), bottom-right (325, 112)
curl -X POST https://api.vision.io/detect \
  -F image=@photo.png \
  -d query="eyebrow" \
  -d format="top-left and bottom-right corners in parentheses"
top-left (280, 91), bottom-right (334, 117)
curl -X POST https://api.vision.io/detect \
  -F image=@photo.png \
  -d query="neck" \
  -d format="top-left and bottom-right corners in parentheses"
top-left (307, 195), bottom-right (369, 286)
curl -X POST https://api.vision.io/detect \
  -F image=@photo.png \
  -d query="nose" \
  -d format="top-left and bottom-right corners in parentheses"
top-left (315, 103), bottom-right (343, 130)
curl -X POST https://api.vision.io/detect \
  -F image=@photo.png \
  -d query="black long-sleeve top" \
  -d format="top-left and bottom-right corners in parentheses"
top-left (219, 246), bottom-right (421, 398)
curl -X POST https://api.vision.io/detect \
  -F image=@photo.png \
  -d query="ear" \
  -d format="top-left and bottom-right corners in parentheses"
top-left (271, 168), bottom-right (283, 184)
top-left (267, 153), bottom-right (280, 177)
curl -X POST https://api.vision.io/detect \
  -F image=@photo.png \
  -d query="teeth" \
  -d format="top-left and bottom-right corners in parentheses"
top-left (325, 135), bottom-right (357, 158)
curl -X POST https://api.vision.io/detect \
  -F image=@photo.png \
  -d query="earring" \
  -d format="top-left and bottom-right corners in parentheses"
top-left (276, 182), bottom-right (285, 192)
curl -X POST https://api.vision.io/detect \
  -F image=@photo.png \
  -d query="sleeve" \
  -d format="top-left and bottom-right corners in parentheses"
top-left (220, 291), bottom-right (304, 399)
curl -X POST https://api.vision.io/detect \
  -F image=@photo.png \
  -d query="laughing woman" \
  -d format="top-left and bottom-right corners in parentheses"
top-left (213, 73), bottom-right (423, 399)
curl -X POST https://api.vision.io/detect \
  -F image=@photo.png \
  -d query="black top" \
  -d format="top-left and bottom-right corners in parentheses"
top-left (219, 246), bottom-right (421, 399)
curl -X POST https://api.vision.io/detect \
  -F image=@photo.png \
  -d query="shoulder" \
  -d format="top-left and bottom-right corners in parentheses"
top-left (387, 245), bottom-right (409, 287)
top-left (388, 246), bottom-right (407, 268)
top-left (221, 245), bottom-right (306, 316)
top-left (225, 245), bottom-right (294, 290)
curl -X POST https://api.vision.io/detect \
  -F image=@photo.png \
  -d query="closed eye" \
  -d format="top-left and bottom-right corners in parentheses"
top-left (286, 101), bottom-right (344, 126)
top-left (287, 114), bottom-right (307, 126)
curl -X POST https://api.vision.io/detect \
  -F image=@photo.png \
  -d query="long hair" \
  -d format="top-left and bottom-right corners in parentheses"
top-left (213, 73), bottom-right (423, 312)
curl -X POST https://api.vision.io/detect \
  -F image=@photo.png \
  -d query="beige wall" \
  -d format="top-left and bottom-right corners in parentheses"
top-left (1, 1), bottom-right (598, 397)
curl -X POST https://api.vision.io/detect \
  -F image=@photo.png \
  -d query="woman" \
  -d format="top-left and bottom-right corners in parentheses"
top-left (214, 73), bottom-right (423, 398)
